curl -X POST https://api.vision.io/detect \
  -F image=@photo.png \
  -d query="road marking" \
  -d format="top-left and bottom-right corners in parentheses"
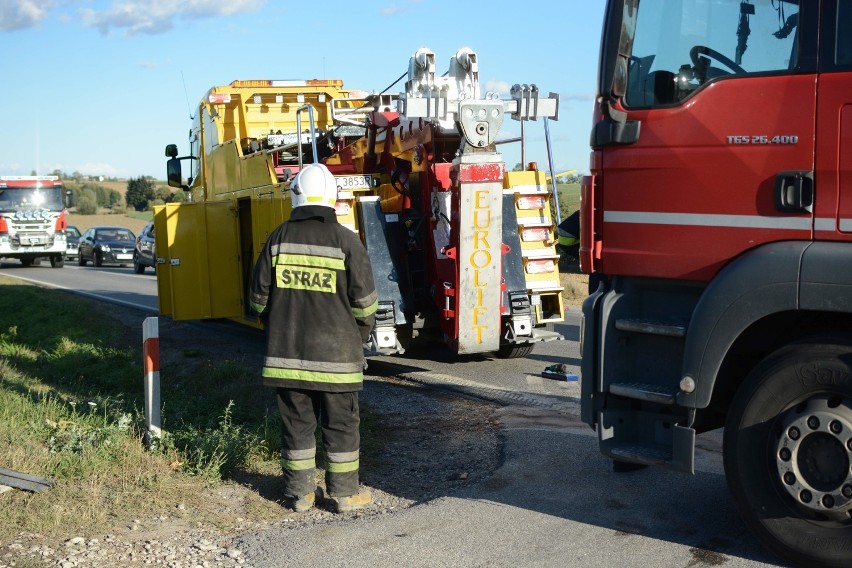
top-left (64, 265), bottom-right (157, 280)
top-left (0, 272), bottom-right (158, 314)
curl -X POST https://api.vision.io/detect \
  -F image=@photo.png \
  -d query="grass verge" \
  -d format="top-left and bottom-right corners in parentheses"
top-left (0, 277), bottom-right (284, 540)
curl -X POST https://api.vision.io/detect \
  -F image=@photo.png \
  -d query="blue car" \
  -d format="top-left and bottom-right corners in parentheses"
top-left (133, 221), bottom-right (156, 274)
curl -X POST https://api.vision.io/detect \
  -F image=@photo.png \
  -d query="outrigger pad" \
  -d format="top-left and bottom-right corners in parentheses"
top-left (0, 467), bottom-right (54, 493)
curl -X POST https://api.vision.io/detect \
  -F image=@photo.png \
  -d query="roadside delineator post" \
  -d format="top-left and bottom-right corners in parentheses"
top-left (142, 317), bottom-right (161, 449)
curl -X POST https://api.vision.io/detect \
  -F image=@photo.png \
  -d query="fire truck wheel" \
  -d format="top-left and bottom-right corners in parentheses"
top-left (20, 258), bottom-right (33, 267)
top-left (724, 338), bottom-right (852, 568)
top-left (494, 343), bottom-right (534, 359)
top-left (50, 255), bottom-right (64, 268)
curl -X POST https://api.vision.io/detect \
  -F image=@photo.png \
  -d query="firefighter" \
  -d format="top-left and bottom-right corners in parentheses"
top-left (250, 163), bottom-right (378, 513)
top-left (556, 209), bottom-right (580, 258)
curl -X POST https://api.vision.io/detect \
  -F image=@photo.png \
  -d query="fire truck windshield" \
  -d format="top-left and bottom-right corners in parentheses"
top-left (0, 187), bottom-right (64, 213)
top-left (620, 0), bottom-right (800, 108)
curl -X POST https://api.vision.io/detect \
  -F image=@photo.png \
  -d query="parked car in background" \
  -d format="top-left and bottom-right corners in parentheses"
top-left (64, 225), bottom-right (81, 261)
top-left (78, 226), bottom-right (136, 267)
top-left (133, 221), bottom-right (156, 274)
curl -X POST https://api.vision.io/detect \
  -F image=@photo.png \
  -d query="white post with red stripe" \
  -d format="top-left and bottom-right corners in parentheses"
top-left (142, 317), bottom-right (161, 449)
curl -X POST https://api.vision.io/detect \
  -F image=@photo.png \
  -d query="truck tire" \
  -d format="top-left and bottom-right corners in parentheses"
top-left (724, 338), bottom-right (852, 568)
top-left (20, 258), bottom-right (33, 267)
top-left (50, 255), bottom-right (64, 268)
top-left (494, 343), bottom-right (534, 359)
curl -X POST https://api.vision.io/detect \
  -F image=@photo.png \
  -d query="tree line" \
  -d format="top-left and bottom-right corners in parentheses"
top-left (64, 177), bottom-right (185, 215)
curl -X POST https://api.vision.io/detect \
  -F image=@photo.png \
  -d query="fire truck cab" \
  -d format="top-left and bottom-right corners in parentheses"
top-left (0, 176), bottom-right (69, 268)
top-left (582, 1), bottom-right (852, 566)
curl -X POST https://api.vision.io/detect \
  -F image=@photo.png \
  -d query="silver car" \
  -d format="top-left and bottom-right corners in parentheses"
top-left (64, 225), bottom-right (81, 261)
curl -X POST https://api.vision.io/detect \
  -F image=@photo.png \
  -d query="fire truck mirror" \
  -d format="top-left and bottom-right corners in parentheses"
top-left (166, 158), bottom-right (183, 189)
top-left (165, 144), bottom-right (178, 158)
top-left (65, 191), bottom-right (73, 209)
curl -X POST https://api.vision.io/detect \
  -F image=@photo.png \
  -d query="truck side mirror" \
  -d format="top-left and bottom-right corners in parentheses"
top-left (167, 158), bottom-right (183, 188)
top-left (65, 190), bottom-right (73, 209)
top-left (165, 144), bottom-right (178, 158)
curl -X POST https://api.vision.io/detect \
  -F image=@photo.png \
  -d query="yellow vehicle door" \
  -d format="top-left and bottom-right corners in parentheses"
top-left (153, 201), bottom-right (243, 320)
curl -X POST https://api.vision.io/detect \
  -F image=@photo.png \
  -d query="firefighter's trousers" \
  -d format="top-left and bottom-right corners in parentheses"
top-left (276, 388), bottom-right (360, 498)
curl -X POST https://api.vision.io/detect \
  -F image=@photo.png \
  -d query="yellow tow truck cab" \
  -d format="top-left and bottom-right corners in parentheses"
top-left (156, 79), bottom-right (367, 323)
top-left (157, 48), bottom-right (565, 358)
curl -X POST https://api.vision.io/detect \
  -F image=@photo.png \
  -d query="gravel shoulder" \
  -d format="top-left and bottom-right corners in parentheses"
top-left (0, 303), bottom-right (502, 568)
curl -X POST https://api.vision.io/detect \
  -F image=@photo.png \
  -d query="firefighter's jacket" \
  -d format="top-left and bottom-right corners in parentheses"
top-left (557, 210), bottom-right (580, 248)
top-left (250, 205), bottom-right (378, 392)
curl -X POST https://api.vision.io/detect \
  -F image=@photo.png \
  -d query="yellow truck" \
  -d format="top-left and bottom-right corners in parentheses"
top-left (157, 47), bottom-right (564, 358)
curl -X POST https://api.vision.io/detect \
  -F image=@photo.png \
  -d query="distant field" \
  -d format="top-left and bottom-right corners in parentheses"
top-left (67, 211), bottom-right (152, 235)
top-left (98, 180), bottom-right (129, 194)
top-left (556, 182), bottom-right (580, 219)
top-left (66, 179), bottom-right (159, 235)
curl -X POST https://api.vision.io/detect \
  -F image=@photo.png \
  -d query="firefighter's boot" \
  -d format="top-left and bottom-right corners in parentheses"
top-left (290, 487), bottom-right (322, 513)
top-left (331, 492), bottom-right (372, 513)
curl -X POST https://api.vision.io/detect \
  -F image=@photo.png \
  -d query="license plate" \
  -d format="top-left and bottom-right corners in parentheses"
top-left (334, 175), bottom-right (374, 190)
top-left (116, 254), bottom-right (132, 260)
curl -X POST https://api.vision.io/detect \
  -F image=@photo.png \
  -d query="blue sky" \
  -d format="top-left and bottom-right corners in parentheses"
top-left (0, 0), bottom-right (605, 180)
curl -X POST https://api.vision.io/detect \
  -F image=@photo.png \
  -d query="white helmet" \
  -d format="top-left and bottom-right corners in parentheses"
top-left (290, 164), bottom-right (338, 209)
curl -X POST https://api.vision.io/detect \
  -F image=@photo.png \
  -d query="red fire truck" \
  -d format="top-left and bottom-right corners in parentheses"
top-left (0, 176), bottom-right (68, 267)
top-left (581, 1), bottom-right (851, 566)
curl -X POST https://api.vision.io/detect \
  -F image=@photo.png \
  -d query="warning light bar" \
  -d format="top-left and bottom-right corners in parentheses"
top-left (208, 93), bottom-right (232, 104)
top-left (229, 79), bottom-right (344, 88)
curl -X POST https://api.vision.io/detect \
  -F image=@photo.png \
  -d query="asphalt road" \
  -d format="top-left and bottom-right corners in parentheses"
top-left (0, 261), bottom-right (789, 567)
top-left (0, 259), bottom-right (159, 312)
top-left (237, 410), bottom-right (782, 568)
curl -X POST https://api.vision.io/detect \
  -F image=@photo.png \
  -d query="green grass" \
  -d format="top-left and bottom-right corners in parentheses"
top-left (0, 278), bottom-right (282, 539)
top-left (555, 182), bottom-right (580, 220)
top-left (125, 210), bottom-right (154, 221)
top-left (0, 276), bottom-right (392, 539)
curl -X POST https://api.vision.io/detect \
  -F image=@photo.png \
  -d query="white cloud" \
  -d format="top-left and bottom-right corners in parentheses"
top-left (381, 3), bottom-right (405, 16)
top-left (80, 0), bottom-right (265, 36)
top-left (74, 162), bottom-right (122, 176)
top-left (136, 59), bottom-right (160, 69)
top-left (0, 0), bottom-right (54, 32)
top-left (0, 161), bottom-right (23, 172)
top-left (561, 92), bottom-right (594, 102)
top-left (382, 0), bottom-right (424, 17)
top-left (484, 80), bottom-right (512, 96)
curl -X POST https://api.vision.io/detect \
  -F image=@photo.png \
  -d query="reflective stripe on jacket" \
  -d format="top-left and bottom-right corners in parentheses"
top-left (250, 206), bottom-right (377, 392)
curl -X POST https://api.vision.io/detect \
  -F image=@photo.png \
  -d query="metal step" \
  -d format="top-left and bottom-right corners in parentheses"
top-left (609, 444), bottom-right (672, 466)
top-left (609, 382), bottom-right (678, 405)
top-left (614, 318), bottom-right (687, 338)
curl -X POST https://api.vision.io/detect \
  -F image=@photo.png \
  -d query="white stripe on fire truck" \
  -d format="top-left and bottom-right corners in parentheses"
top-left (604, 211), bottom-right (813, 231)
